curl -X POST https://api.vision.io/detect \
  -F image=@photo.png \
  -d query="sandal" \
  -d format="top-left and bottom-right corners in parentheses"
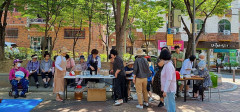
top-left (56, 97), bottom-right (63, 102)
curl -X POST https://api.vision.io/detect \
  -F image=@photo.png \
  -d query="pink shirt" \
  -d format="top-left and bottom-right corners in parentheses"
top-left (9, 67), bottom-right (29, 80)
top-left (161, 61), bottom-right (176, 93)
top-left (66, 58), bottom-right (75, 69)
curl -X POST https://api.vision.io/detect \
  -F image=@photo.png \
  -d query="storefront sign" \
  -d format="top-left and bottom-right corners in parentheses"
top-left (195, 42), bottom-right (239, 49)
top-left (158, 40), bottom-right (184, 51)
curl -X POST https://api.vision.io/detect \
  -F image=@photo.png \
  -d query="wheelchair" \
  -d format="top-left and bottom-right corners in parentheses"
top-left (9, 82), bottom-right (29, 97)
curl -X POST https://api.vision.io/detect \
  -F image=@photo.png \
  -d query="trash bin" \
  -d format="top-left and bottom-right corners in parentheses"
top-left (211, 75), bottom-right (218, 88)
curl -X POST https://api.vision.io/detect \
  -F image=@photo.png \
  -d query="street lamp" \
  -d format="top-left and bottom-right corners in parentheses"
top-left (192, 0), bottom-right (196, 55)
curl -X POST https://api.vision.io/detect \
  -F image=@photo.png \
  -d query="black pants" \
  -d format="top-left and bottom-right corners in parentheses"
top-left (114, 75), bottom-right (127, 100)
top-left (30, 72), bottom-right (38, 83)
top-left (193, 84), bottom-right (204, 95)
top-left (41, 72), bottom-right (53, 79)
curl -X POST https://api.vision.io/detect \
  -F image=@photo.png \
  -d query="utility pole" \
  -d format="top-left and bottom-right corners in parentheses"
top-left (192, 0), bottom-right (196, 55)
top-left (167, 0), bottom-right (172, 51)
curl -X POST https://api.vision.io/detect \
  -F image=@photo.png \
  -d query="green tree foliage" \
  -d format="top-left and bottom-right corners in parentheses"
top-left (160, 0), bottom-right (233, 58)
top-left (132, 1), bottom-right (165, 55)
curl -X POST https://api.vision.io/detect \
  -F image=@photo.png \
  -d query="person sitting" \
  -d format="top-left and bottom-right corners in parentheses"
top-left (75, 55), bottom-right (87, 85)
top-left (26, 54), bottom-right (40, 88)
top-left (9, 59), bottom-right (29, 98)
top-left (193, 53), bottom-right (212, 99)
top-left (125, 59), bottom-right (134, 100)
top-left (40, 53), bottom-right (53, 88)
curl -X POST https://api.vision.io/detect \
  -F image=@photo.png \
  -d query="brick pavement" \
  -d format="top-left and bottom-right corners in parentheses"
top-left (0, 73), bottom-right (240, 112)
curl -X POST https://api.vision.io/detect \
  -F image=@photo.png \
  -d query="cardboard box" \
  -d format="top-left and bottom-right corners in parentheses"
top-left (87, 88), bottom-right (106, 101)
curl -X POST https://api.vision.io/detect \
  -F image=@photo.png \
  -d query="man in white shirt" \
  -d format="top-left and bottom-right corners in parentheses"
top-left (179, 55), bottom-right (196, 97)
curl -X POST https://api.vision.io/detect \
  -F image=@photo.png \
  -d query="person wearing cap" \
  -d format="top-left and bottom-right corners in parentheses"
top-left (133, 49), bottom-right (151, 109)
top-left (110, 49), bottom-right (127, 106)
top-left (144, 57), bottom-right (155, 102)
top-left (192, 53), bottom-right (212, 99)
top-left (40, 52), bottom-right (53, 88)
top-left (9, 59), bottom-right (29, 98)
top-left (26, 54), bottom-right (40, 88)
top-left (125, 59), bottom-right (134, 100)
top-left (53, 47), bottom-right (68, 102)
top-left (75, 55), bottom-right (87, 85)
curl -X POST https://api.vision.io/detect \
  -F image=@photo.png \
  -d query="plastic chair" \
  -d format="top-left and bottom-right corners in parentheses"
top-left (208, 74), bottom-right (221, 101)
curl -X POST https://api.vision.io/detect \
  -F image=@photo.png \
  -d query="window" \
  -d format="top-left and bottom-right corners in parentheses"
top-left (64, 29), bottom-right (85, 39)
top-left (195, 19), bottom-right (204, 33)
top-left (218, 19), bottom-right (231, 34)
top-left (30, 37), bottom-right (41, 51)
top-left (5, 28), bottom-right (18, 38)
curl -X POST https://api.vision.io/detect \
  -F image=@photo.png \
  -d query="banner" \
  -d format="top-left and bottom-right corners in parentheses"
top-left (229, 49), bottom-right (236, 63)
top-left (158, 40), bottom-right (184, 51)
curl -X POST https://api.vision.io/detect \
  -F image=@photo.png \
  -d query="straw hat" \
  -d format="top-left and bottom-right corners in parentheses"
top-left (60, 47), bottom-right (69, 53)
top-left (126, 59), bottom-right (134, 66)
top-left (135, 49), bottom-right (146, 56)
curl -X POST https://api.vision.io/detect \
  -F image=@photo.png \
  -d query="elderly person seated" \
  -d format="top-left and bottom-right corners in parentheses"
top-left (9, 59), bottom-right (29, 98)
top-left (192, 53), bottom-right (212, 99)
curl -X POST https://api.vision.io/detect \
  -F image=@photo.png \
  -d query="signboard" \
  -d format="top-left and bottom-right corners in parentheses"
top-left (192, 42), bottom-right (239, 49)
top-left (158, 40), bottom-right (184, 51)
top-left (167, 34), bottom-right (174, 46)
top-left (229, 49), bottom-right (237, 63)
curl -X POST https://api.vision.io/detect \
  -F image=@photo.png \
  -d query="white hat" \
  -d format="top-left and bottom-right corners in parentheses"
top-left (126, 59), bottom-right (134, 66)
top-left (60, 47), bottom-right (69, 53)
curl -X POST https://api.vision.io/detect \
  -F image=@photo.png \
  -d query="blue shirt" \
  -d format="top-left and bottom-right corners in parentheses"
top-left (125, 66), bottom-right (133, 77)
top-left (86, 55), bottom-right (101, 68)
top-left (148, 65), bottom-right (155, 82)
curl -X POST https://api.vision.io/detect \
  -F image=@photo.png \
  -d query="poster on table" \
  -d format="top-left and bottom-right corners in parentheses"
top-left (158, 40), bottom-right (184, 55)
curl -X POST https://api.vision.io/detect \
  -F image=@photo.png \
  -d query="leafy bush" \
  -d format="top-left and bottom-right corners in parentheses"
top-left (123, 53), bottom-right (135, 62)
top-left (100, 54), bottom-right (107, 62)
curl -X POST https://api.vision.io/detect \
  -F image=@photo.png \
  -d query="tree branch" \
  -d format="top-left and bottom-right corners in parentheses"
top-left (181, 17), bottom-right (191, 36)
top-left (195, 0), bottom-right (206, 11)
top-left (184, 0), bottom-right (193, 21)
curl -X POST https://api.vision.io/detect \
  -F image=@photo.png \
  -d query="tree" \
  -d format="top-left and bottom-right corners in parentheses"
top-left (161, 0), bottom-right (233, 58)
top-left (0, 0), bottom-right (12, 61)
top-left (17, 0), bottom-right (70, 58)
top-left (111, 0), bottom-right (130, 58)
top-left (133, 2), bottom-right (165, 55)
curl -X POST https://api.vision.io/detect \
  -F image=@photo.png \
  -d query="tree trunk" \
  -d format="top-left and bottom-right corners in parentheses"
top-left (185, 36), bottom-right (193, 59)
top-left (88, 20), bottom-right (92, 56)
top-left (0, 29), bottom-right (5, 61)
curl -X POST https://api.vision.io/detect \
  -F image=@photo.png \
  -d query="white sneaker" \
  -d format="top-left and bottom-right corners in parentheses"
top-left (187, 92), bottom-right (192, 97)
top-left (149, 97), bottom-right (153, 102)
top-left (143, 102), bottom-right (149, 107)
top-left (136, 105), bottom-right (143, 109)
top-left (114, 100), bottom-right (123, 106)
top-left (179, 92), bottom-right (184, 97)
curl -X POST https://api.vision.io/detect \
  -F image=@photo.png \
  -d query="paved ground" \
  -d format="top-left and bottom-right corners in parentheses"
top-left (1, 73), bottom-right (240, 112)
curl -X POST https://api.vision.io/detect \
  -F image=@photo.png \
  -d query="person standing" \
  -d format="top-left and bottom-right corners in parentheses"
top-left (133, 49), bottom-right (151, 109)
top-left (172, 45), bottom-right (184, 71)
top-left (145, 57), bottom-right (155, 102)
top-left (40, 53), bottom-right (53, 88)
top-left (179, 55), bottom-right (196, 97)
top-left (26, 54), bottom-right (40, 88)
top-left (53, 47), bottom-right (68, 102)
top-left (9, 59), bottom-right (29, 98)
top-left (160, 50), bottom-right (176, 112)
top-left (110, 49), bottom-right (127, 106)
top-left (124, 59), bottom-right (134, 100)
top-left (65, 54), bottom-right (76, 87)
top-left (152, 47), bottom-right (169, 107)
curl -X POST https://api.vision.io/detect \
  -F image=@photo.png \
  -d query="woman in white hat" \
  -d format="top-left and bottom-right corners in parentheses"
top-left (53, 47), bottom-right (69, 101)
top-left (125, 59), bottom-right (134, 100)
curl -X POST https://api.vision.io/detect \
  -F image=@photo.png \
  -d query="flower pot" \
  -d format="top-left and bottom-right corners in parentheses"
top-left (227, 67), bottom-right (230, 70)
top-left (235, 67), bottom-right (238, 70)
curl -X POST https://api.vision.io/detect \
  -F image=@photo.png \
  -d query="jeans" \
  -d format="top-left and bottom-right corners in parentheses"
top-left (30, 72), bottom-right (39, 83)
top-left (11, 78), bottom-right (29, 95)
top-left (164, 92), bottom-right (176, 112)
top-left (41, 72), bottom-right (53, 79)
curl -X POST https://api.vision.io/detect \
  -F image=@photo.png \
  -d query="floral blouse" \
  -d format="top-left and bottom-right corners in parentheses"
top-left (197, 68), bottom-right (212, 88)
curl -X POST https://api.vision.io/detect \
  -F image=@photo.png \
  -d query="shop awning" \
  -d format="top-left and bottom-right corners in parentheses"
top-left (213, 49), bottom-right (236, 53)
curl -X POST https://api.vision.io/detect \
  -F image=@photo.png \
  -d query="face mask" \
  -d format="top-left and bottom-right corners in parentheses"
top-left (17, 63), bottom-right (21, 67)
